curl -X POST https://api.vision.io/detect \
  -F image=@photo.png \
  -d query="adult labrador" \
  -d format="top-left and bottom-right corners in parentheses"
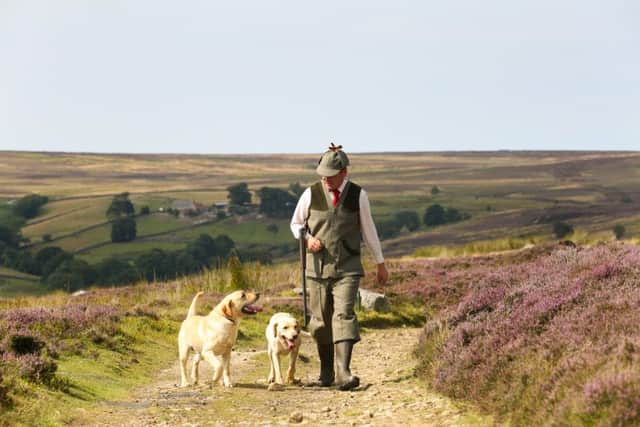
top-left (178, 290), bottom-right (260, 388)
top-left (266, 312), bottom-right (302, 385)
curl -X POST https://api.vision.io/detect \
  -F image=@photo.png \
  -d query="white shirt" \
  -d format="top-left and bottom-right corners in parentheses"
top-left (289, 178), bottom-right (385, 264)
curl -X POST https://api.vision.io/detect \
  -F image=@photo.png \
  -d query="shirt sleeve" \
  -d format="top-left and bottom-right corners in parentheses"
top-left (359, 189), bottom-right (385, 264)
top-left (290, 187), bottom-right (312, 239)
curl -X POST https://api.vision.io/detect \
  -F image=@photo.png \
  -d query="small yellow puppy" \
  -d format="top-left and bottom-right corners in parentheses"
top-left (178, 290), bottom-right (260, 388)
top-left (266, 312), bottom-right (302, 385)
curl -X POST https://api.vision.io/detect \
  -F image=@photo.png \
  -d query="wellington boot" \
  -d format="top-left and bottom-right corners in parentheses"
top-left (309, 343), bottom-right (334, 387)
top-left (335, 340), bottom-right (360, 391)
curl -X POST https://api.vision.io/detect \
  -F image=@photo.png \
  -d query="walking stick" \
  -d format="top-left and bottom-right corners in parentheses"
top-left (298, 227), bottom-right (309, 328)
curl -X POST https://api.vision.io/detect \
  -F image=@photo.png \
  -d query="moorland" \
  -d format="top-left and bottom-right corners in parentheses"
top-left (1, 150), bottom-right (639, 426)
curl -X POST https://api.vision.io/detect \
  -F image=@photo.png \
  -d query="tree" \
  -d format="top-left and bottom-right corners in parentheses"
top-left (13, 194), bottom-right (49, 219)
top-left (266, 223), bottom-right (279, 236)
top-left (186, 234), bottom-right (218, 266)
top-left (214, 235), bottom-right (235, 259)
top-left (376, 220), bottom-right (401, 240)
top-left (444, 207), bottom-right (462, 223)
top-left (613, 224), bottom-right (626, 240)
top-left (34, 246), bottom-right (66, 275)
top-left (95, 257), bottom-right (138, 286)
top-left (289, 182), bottom-right (305, 198)
top-left (136, 249), bottom-right (173, 282)
top-left (553, 221), bottom-right (574, 239)
top-left (256, 187), bottom-right (297, 218)
top-left (139, 205), bottom-right (150, 215)
top-left (431, 186), bottom-right (440, 196)
top-left (424, 204), bottom-right (446, 227)
top-left (111, 217), bottom-right (137, 242)
top-left (227, 183), bottom-right (251, 206)
top-left (0, 225), bottom-right (20, 247)
top-left (46, 259), bottom-right (96, 292)
top-left (41, 252), bottom-right (73, 280)
top-left (394, 211), bottom-right (420, 231)
top-left (106, 192), bottom-right (135, 219)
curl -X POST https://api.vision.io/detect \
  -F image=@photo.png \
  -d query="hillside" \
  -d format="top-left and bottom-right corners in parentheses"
top-left (1, 150), bottom-right (639, 297)
top-left (1, 242), bottom-right (639, 425)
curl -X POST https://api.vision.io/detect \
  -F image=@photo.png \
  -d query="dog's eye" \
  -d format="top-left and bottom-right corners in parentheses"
top-left (241, 292), bottom-right (246, 298)
top-left (284, 326), bottom-right (288, 329)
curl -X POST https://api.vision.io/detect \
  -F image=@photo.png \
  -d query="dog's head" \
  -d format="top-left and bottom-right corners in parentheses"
top-left (272, 315), bottom-right (300, 350)
top-left (215, 290), bottom-right (261, 321)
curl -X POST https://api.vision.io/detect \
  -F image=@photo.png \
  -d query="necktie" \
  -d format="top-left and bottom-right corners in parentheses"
top-left (331, 189), bottom-right (340, 207)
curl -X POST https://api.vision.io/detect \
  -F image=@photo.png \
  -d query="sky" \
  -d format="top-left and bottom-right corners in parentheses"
top-left (1, 1), bottom-right (638, 154)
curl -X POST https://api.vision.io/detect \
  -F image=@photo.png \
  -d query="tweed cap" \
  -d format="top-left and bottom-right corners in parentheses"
top-left (316, 144), bottom-right (350, 177)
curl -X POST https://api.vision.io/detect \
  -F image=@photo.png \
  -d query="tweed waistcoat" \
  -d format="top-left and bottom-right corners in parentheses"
top-left (305, 180), bottom-right (364, 278)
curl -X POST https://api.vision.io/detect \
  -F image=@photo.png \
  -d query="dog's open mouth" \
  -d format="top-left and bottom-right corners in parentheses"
top-left (241, 304), bottom-right (261, 315)
top-left (283, 337), bottom-right (297, 350)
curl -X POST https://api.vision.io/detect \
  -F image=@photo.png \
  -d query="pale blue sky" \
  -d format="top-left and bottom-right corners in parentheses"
top-left (1, 1), bottom-right (638, 154)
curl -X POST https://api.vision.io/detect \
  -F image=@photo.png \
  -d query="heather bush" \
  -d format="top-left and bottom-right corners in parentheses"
top-left (414, 243), bottom-right (640, 425)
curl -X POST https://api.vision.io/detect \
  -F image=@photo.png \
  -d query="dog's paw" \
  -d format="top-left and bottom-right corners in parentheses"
top-left (289, 378), bottom-right (302, 386)
top-left (268, 383), bottom-right (285, 392)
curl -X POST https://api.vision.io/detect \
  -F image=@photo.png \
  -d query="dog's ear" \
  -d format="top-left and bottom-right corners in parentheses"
top-left (272, 322), bottom-right (278, 338)
top-left (222, 300), bottom-right (234, 318)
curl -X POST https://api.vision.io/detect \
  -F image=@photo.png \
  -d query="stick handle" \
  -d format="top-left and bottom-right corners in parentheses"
top-left (298, 227), bottom-right (309, 328)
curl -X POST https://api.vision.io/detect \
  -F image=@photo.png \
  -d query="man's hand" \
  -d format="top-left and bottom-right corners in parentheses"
top-left (376, 263), bottom-right (389, 286)
top-left (306, 236), bottom-right (324, 253)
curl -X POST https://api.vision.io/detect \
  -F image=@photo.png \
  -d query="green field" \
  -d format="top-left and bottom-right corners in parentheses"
top-left (2, 150), bottom-right (640, 284)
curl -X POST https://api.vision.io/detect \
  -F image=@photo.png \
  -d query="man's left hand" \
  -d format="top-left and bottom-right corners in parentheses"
top-left (376, 263), bottom-right (388, 286)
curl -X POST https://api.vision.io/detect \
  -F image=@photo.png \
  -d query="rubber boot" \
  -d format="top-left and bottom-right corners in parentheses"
top-left (311, 343), bottom-right (334, 387)
top-left (335, 340), bottom-right (360, 391)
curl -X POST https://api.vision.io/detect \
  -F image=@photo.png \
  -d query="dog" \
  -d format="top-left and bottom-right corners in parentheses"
top-left (266, 312), bottom-right (302, 385)
top-left (178, 290), bottom-right (260, 388)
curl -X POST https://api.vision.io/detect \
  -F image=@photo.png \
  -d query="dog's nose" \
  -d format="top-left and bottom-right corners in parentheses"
top-left (255, 292), bottom-right (260, 299)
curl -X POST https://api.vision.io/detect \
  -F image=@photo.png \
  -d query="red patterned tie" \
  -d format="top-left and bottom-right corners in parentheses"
top-left (331, 190), bottom-right (340, 207)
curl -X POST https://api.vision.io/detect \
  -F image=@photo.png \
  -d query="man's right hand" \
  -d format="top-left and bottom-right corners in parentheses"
top-left (306, 236), bottom-right (324, 253)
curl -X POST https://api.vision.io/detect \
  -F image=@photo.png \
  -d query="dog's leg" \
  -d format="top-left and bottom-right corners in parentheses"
top-left (202, 350), bottom-right (223, 386)
top-left (179, 344), bottom-right (190, 387)
top-left (221, 349), bottom-right (233, 388)
top-left (287, 346), bottom-right (299, 384)
top-left (191, 353), bottom-right (201, 385)
top-left (271, 349), bottom-right (284, 384)
top-left (267, 346), bottom-right (275, 383)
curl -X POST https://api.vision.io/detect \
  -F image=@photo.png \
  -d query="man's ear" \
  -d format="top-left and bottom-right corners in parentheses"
top-left (222, 300), bottom-right (234, 318)
top-left (272, 322), bottom-right (278, 338)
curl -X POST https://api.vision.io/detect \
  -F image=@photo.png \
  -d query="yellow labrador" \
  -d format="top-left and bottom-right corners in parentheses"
top-left (266, 312), bottom-right (301, 385)
top-left (178, 290), bottom-right (260, 388)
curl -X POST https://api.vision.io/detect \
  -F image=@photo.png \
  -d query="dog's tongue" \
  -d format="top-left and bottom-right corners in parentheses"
top-left (287, 339), bottom-right (296, 350)
top-left (245, 304), bottom-right (262, 313)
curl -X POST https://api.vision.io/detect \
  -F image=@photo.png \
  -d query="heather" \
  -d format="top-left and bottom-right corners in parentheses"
top-left (408, 242), bottom-right (640, 425)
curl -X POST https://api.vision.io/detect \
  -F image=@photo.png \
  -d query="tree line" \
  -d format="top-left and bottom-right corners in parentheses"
top-left (377, 204), bottom-right (472, 239)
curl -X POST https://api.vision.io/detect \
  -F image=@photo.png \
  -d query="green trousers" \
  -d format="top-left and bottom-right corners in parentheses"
top-left (306, 276), bottom-right (361, 344)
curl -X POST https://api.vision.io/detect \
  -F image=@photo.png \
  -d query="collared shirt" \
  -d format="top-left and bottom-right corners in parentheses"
top-left (290, 178), bottom-right (385, 264)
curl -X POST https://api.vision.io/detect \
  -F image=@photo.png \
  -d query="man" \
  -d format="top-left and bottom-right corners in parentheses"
top-left (290, 144), bottom-right (388, 391)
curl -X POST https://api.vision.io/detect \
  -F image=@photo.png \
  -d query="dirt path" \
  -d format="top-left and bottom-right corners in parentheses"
top-left (79, 328), bottom-right (490, 426)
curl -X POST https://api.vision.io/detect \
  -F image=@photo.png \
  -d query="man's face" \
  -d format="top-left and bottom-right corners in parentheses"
top-left (322, 168), bottom-right (347, 191)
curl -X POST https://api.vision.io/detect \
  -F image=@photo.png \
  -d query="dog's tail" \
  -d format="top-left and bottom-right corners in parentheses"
top-left (186, 291), bottom-right (204, 319)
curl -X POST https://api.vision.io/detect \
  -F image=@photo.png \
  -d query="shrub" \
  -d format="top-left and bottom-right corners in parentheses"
top-left (553, 221), bottom-right (574, 238)
top-left (111, 217), bottom-right (137, 242)
top-left (12, 194), bottom-right (48, 219)
top-left (613, 224), bottom-right (626, 240)
top-left (424, 204), bottom-right (446, 227)
top-left (394, 211), bottom-right (420, 231)
top-left (228, 252), bottom-right (248, 290)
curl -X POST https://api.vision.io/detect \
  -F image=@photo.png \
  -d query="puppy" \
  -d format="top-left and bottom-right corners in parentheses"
top-left (178, 290), bottom-right (260, 388)
top-left (266, 312), bottom-right (302, 385)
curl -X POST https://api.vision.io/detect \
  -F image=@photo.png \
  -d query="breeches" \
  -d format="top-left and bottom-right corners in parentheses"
top-left (306, 276), bottom-right (360, 344)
